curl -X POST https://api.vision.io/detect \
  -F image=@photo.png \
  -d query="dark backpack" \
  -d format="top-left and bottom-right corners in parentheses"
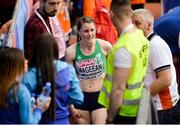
top-left (92, 0), bottom-right (117, 45)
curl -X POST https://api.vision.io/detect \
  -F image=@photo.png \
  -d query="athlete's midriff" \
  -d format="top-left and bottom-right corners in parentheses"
top-left (79, 74), bottom-right (105, 92)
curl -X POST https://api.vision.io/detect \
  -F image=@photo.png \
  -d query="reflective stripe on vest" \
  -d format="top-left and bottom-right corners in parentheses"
top-left (102, 85), bottom-right (109, 98)
top-left (103, 74), bottom-right (143, 105)
top-left (106, 74), bottom-right (143, 90)
top-left (102, 85), bottom-right (140, 105)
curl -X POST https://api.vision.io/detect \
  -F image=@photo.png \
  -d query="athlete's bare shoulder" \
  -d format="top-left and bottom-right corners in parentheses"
top-left (65, 43), bottom-right (78, 63)
top-left (96, 38), bottom-right (112, 55)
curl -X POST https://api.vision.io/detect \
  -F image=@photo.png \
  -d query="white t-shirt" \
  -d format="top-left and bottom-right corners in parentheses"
top-left (144, 34), bottom-right (179, 110)
top-left (114, 48), bottom-right (132, 68)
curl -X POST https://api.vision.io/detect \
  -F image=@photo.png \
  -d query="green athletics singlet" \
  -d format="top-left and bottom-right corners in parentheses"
top-left (75, 40), bottom-right (106, 80)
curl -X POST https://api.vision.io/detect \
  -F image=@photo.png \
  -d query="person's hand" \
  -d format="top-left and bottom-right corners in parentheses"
top-left (24, 59), bottom-right (28, 73)
top-left (106, 116), bottom-right (114, 124)
top-left (69, 104), bottom-right (80, 119)
top-left (36, 97), bottom-right (51, 112)
top-left (0, 20), bottom-right (13, 33)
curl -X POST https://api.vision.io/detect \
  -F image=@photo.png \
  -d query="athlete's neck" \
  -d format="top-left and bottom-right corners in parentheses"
top-left (80, 40), bottom-right (95, 51)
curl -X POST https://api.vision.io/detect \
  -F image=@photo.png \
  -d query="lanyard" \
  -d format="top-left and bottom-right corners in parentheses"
top-left (120, 23), bottom-right (134, 36)
top-left (35, 10), bottom-right (51, 34)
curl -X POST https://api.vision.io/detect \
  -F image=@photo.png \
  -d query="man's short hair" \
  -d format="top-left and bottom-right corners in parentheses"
top-left (110, 0), bottom-right (131, 20)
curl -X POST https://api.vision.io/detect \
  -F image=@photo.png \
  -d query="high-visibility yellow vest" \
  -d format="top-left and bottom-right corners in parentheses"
top-left (98, 29), bottom-right (149, 117)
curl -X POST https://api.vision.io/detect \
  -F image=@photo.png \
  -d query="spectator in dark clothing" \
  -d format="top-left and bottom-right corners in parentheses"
top-left (24, 0), bottom-right (66, 61)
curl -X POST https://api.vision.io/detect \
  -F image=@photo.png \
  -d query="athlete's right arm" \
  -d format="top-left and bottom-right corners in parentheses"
top-left (65, 44), bottom-right (76, 64)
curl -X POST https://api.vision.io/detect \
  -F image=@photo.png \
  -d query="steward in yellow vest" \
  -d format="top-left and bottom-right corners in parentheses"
top-left (98, 0), bottom-right (149, 124)
top-left (98, 28), bottom-right (149, 116)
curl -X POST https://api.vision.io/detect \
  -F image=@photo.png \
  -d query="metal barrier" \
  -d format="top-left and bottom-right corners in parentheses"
top-left (136, 87), bottom-right (159, 124)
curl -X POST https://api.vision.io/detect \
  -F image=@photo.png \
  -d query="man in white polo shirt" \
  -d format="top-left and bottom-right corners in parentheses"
top-left (132, 8), bottom-right (180, 124)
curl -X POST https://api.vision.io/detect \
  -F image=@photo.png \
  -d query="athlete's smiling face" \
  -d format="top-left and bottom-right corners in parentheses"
top-left (79, 23), bottom-right (96, 42)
